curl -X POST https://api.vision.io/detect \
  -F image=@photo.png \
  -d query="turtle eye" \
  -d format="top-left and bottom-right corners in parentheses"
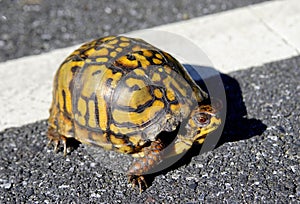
top-left (199, 114), bottom-right (208, 123)
top-left (195, 113), bottom-right (211, 127)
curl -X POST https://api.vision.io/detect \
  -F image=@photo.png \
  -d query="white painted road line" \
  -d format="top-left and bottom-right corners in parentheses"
top-left (153, 0), bottom-right (300, 71)
top-left (0, 0), bottom-right (299, 130)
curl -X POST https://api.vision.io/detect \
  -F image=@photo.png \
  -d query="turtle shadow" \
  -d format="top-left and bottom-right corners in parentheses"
top-left (182, 64), bottom-right (267, 146)
top-left (215, 73), bottom-right (267, 146)
top-left (143, 65), bottom-right (267, 189)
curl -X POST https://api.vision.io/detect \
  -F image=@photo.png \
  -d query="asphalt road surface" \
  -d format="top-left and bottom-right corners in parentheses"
top-left (0, 0), bottom-right (299, 203)
top-left (1, 56), bottom-right (299, 203)
top-left (0, 0), bottom-right (270, 62)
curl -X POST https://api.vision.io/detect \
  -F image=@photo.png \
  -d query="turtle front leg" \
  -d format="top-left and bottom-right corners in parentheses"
top-left (47, 127), bottom-right (68, 156)
top-left (128, 139), bottom-right (164, 193)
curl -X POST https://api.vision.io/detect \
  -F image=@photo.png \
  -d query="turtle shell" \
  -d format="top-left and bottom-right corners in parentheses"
top-left (48, 36), bottom-right (208, 154)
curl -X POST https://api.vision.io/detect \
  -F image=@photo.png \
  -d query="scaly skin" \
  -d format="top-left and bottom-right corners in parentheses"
top-left (128, 139), bottom-right (164, 193)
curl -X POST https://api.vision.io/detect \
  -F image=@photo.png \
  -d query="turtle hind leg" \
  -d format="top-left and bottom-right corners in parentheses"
top-left (128, 139), bottom-right (164, 193)
top-left (47, 127), bottom-right (68, 156)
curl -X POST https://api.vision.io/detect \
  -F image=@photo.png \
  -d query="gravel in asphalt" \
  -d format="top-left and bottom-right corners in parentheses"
top-left (0, 0), bottom-right (270, 62)
top-left (0, 56), bottom-right (299, 203)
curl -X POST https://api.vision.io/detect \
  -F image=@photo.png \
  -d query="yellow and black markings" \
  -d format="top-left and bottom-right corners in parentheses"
top-left (49, 35), bottom-right (206, 154)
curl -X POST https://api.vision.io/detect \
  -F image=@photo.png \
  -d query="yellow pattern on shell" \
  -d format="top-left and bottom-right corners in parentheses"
top-left (112, 100), bottom-right (165, 125)
top-left (47, 35), bottom-right (212, 155)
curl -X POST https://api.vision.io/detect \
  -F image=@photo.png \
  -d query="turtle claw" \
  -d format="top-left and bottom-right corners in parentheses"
top-left (62, 139), bottom-right (67, 156)
top-left (53, 140), bottom-right (60, 153)
top-left (128, 175), bottom-right (148, 193)
top-left (47, 139), bottom-right (53, 147)
top-left (47, 138), bottom-right (59, 153)
top-left (47, 131), bottom-right (68, 156)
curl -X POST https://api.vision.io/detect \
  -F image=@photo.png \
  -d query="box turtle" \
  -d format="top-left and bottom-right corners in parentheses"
top-left (47, 35), bottom-right (221, 192)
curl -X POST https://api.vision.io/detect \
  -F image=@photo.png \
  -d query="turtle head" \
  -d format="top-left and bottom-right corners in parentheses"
top-left (171, 104), bottom-right (221, 156)
top-left (188, 104), bottom-right (221, 144)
